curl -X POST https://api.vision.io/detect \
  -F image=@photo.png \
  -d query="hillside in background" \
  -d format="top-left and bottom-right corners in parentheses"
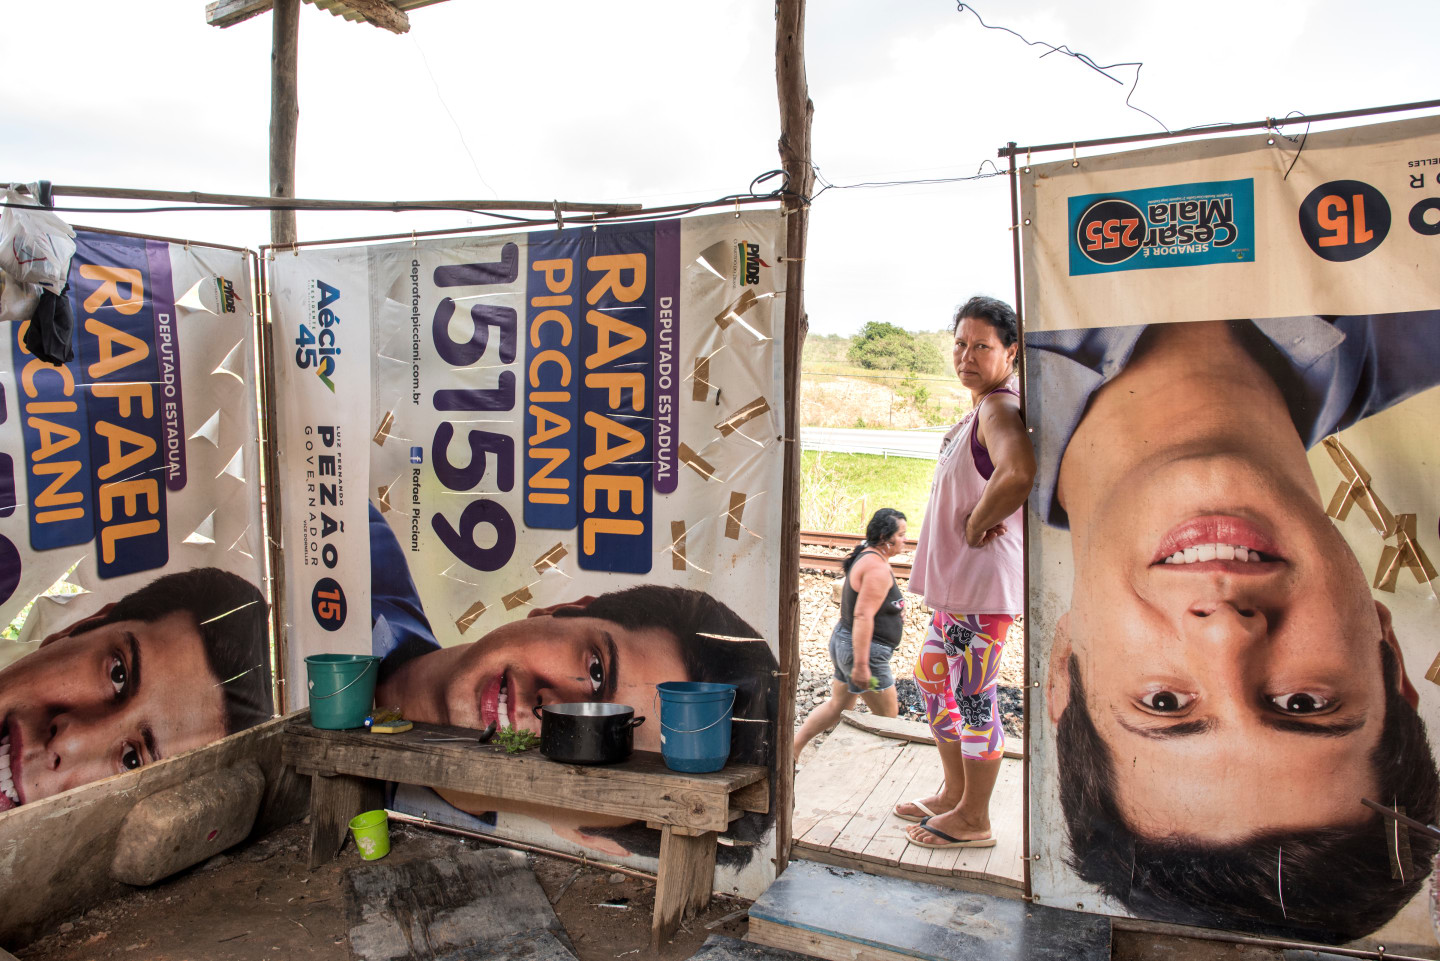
top-left (799, 328), bottom-right (968, 536)
top-left (800, 328), bottom-right (968, 430)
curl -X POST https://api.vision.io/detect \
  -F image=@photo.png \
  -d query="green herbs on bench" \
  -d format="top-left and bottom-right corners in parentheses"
top-left (494, 726), bottom-right (540, 754)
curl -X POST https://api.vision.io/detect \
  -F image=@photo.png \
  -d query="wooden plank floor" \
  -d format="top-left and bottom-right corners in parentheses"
top-left (792, 716), bottom-right (1025, 894)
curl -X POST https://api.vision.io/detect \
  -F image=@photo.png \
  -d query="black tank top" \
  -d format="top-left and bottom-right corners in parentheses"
top-left (839, 549), bottom-right (906, 647)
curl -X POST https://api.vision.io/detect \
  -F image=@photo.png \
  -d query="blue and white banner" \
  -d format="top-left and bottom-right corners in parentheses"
top-left (270, 211), bottom-right (786, 898)
top-left (0, 232), bottom-right (271, 815)
top-left (1024, 115), bottom-right (1440, 951)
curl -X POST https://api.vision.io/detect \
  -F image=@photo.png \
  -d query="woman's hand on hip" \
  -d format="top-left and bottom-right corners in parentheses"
top-left (965, 512), bottom-right (1008, 548)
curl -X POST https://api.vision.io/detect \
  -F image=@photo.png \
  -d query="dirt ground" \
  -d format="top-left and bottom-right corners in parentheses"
top-left (12, 820), bottom-right (749, 961)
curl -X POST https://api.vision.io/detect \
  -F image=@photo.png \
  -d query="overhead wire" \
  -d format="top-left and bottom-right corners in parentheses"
top-left (952, 1), bottom-right (1168, 132)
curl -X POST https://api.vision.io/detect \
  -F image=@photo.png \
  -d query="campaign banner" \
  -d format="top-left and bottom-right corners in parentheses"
top-left (0, 231), bottom-right (272, 815)
top-left (1022, 115), bottom-right (1440, 950)
top-left (270, 211), bottom-right (786, 897)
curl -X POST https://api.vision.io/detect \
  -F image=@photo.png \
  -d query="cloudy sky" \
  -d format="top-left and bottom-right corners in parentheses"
top-left (5, 0), bottom-right (1437, 334)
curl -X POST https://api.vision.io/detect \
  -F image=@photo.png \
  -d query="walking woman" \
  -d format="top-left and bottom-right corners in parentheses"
top-left (896, 296), bottom-right (1035, 849)
top-left (793, 508), bottom-right (909, 758)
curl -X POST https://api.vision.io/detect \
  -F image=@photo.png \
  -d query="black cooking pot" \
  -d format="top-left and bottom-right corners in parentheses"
top-left (532, 703), bottom-right (645, 765)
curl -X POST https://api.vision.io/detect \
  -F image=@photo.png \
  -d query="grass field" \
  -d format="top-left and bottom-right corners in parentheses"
top-left (800, 330), bottom-right (968, 429)
top-left (800, 449), bottom-right (936, 537)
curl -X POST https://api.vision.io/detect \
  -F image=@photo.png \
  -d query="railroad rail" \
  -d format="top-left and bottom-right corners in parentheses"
top-left (799, 529), bottom-right (914, 578)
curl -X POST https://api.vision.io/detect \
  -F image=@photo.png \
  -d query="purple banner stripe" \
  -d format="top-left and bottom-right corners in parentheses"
top-left (653, 220), bottom-right (680, 495)
top-left (145, 240), bottom-right (187, 492)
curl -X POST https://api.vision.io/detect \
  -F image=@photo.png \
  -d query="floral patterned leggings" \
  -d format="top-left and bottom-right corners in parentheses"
top-left (913, 611), bottom-right (1014, 761)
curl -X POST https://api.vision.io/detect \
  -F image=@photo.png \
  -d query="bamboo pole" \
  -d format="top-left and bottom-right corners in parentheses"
top-left (774, 0), bottom-right (814, 876)
top-left (270, 0), bottom-right (300, 246)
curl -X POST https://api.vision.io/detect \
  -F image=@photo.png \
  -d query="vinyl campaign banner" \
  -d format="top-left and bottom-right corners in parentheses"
top-left (269, 210), bottom-right (786, 897)
top-left (1022, 115), bottom-right (1440, 950)
top-left (0, 231), bottom-right (272, 815)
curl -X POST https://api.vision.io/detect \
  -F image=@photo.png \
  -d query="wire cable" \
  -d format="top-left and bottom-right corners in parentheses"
top-left (807, 160), bottom-right (1006, 203)
top-left (953, 2), bottom-right (1168, 132)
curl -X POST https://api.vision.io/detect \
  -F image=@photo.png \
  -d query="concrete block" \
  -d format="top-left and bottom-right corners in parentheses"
top-left (344, 849), bottom-right (574, 961)
top-left (109, 760), bottom-right (265, 886)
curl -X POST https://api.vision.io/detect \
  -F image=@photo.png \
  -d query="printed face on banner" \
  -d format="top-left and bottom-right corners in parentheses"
top-left (270, 212), bottom-right (785, 895)
top-left (1023, 116), bottom-right (1440, 948)
top-left (0, 232), bottom-right (273, 814)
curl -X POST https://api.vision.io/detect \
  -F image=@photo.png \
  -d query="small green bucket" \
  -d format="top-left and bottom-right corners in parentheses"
top-left (349, 809), bottom-right (390, 861)
top-left (305, 653), bottom-right (379, 729)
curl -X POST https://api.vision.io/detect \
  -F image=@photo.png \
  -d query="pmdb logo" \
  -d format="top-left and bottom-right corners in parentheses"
top-left (1068, 179), bottom-right (1255, 276)
top-left (736, 242), bottom-right (770, 285)
top-left (214, 277), bottom-right (240, 314)
top-left (294, 280), bottom-right (342, 391)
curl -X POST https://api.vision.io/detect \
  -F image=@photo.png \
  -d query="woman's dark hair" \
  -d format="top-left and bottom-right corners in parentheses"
top-left (558, 584), bottom-right (780, 866)
top-left (1056, 644), bottom-right (1439, 943)
top-left (842, 508), bottom-right (907, 574)
top-left (557, 585), bottom-right (777, 766)
top-left (953, 295), bottom-right (1019, 348)
top-left (95, 567), bottom-right (273, 734)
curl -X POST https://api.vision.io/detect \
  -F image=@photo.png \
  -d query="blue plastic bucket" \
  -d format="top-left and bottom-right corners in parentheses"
top-left (305, 654), bottom-right (379, 729)
top-left (656, 681), bottom-right (736, 773)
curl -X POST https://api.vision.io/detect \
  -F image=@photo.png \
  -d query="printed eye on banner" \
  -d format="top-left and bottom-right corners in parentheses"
top-left (1068, 179), bottom-right (1255, 276)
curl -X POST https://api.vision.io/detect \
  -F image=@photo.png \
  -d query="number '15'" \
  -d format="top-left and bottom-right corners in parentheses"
top-left (1317, 194), bottom-right (1374, 247)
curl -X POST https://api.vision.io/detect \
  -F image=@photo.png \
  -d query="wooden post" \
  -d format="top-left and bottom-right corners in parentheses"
top-left (270, 0), bottom-right (300, 247)
top-left (650, 826), bottom-right (719, 950)
top-left (773, 0), bottom-right (813, 876)
top-left (305, 771), bottom-right (383, 868)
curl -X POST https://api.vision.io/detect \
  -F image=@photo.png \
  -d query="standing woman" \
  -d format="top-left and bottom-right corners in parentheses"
top-left (793, 508), bottom-right (909, 758)
top-left (896, 296), bottom-right (1035, 849)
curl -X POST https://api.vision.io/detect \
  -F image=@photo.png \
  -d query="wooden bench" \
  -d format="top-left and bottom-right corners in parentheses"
top-left (281, 719), bottom-right (769, 948)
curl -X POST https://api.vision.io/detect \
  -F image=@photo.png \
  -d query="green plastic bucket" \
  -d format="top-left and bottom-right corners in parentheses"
top-left (305, 654), bottom-right (379, 729)
top-left (348, 809), bottom-right (390, 860)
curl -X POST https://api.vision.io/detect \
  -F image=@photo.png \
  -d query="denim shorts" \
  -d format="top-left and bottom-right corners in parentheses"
top-left (829, 622), bottom-right (897, 694)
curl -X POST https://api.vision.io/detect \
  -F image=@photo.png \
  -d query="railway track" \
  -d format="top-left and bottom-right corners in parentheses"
top-left (798, 529), bottom-right (914, 578)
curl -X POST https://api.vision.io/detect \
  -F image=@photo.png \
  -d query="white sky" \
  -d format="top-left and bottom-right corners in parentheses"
top-left (5, 0), bottom-right (1438, 335)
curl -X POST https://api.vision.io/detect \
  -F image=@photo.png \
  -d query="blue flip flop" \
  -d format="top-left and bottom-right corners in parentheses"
top-left (907, 815), bottom-right (997, 849)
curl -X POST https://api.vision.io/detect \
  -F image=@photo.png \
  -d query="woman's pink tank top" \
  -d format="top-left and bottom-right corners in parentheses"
top-left (908, 378), bottom-right (1025, 616)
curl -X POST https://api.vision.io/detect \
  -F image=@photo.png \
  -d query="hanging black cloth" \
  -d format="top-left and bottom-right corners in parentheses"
top-left (23, 283), bottom-right (74, 366)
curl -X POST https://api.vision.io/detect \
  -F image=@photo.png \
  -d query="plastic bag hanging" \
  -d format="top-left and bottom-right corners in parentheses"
top-left (0, 185), bottom-right (77, 294)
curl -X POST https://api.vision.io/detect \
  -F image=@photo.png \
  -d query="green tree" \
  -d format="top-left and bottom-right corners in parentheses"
top-left (848, 321), bottom-right (944, 374)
